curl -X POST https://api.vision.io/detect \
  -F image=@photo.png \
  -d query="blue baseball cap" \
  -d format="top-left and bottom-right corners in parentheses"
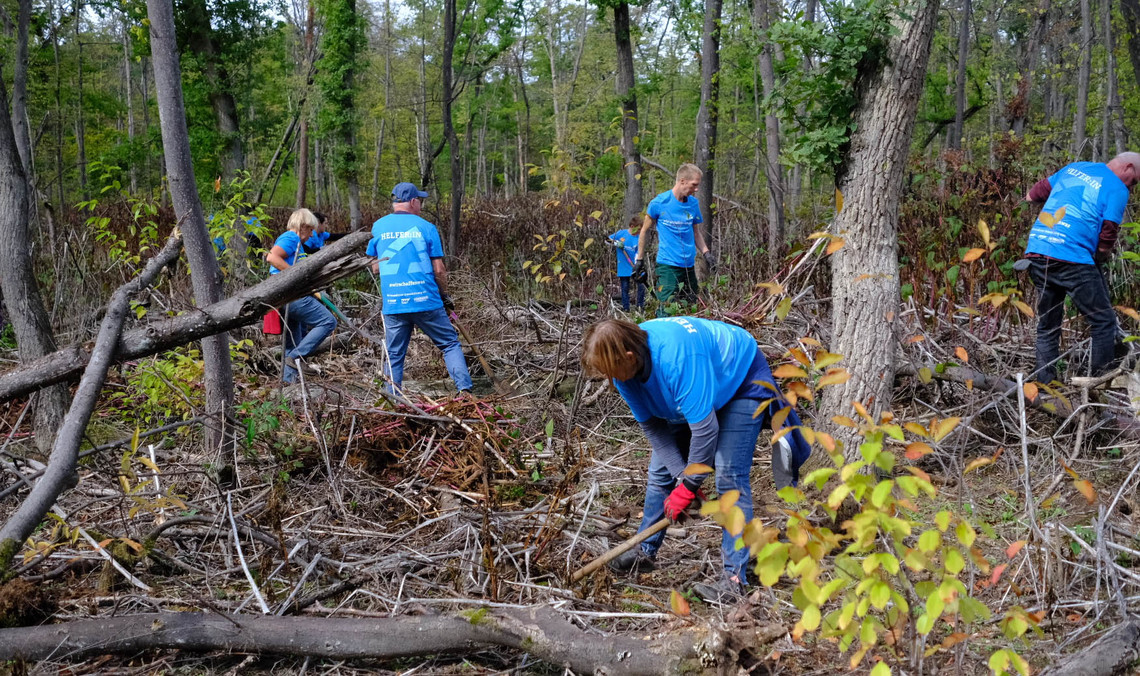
top-left (392, 182), bottom-right (429, 202)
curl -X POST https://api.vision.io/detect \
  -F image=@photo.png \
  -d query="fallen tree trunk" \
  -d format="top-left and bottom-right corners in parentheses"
top-left (1042, 619), bottom-right (1140, 676)
top-left (0, 609), bottom-right (784, 674)
top-left (0, 231), bottom-right (372, 403)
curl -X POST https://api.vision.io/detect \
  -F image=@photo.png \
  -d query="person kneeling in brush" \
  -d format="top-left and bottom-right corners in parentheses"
top-left (581, 317), bottom-right (811, 603)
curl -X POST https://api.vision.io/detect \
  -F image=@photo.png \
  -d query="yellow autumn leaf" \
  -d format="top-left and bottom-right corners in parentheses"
top-left (1023, 382), bottom-right (1039, 402)
top-left (904, 422), bottom-right (929, 438)
top-left (818, 369), bottom-right (851, 387)
top-left (954, 346), bottom-right (969, 363)
top-left (964, 456), bottom-right (994, 473)
top-left (826, 238), bottom-right (846, 255)
top-left (670, 589), bottom-right (691, 616)
top-left (978, 219), bottom-right (991, 248)
top-left (836, 188), bottom-right (844, 213)
top-left (962, 248), bottom-right (986, 263)
top-left (1117, 305), bottom-right (1140, 322)
top-left (773, 364), bottom-right (808, 379)
top-left (930, 416), bottom-right (961, 442)
top-left (1074, 479), bottom-right (1097, 504)
top-left (814, 351), bottom-right (844, 369)
top-left (1012, 300), bottom-right (1035, 317)
top-left (684, 463), bottom-right (714, 475)
top-left (905, 442), bottom-right (934, 460)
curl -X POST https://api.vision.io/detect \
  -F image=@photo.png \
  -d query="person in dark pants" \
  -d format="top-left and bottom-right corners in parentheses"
top-left (609, 217), bottom-right (646, 311)
top-left (265, 209), bottom-right (338, 383)
top-left (581, 317), bottom-right (811, 603)
top-left (630, 164), bottom-right (716, 315)
top-left (1023, 153), bottom-right (1140, 383)
top-left (303, 211), bottom-right (346, 254)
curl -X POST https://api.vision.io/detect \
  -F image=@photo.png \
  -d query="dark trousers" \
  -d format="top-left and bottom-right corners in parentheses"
top-left (654, 264), bottom-right (699, 316)
top-left (618, 276), bottom-right (646, 310)
top-left (1028, 258), bottom-right (1118, 382)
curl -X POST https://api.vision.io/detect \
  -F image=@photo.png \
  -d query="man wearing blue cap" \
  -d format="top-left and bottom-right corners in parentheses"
top-left (367, 182), bottom-right (473, 394)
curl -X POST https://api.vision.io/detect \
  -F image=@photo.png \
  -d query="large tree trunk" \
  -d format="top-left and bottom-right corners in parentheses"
top-left (1122, 0), bottom-right (1140, 93)
top-left (1074, 0), bottom-right (1092, 157)
top-left (147, 0), bottom-right (236, 457)
top-left (1105, 0), bottom-right (1127, 153)
top-left (122, 14), bottom-right (138, 194)
top-left (183, 0), bottom-right (244, 180)
top-left (74, 0), bottom-right (87, 198)
top-left (0, 77), bottom-right (69, 455)
top-left (0, 610), bottom-right (784, 674)
top-left (822, 0), bottom-right (941, 458)
top-left (0, 232), bottom-right (371, 404)
top-left (753, 0), bottom-right (784, 268)
top-left (694, 0), bottom-right (722, 251)
top-left (949, 0), bottom-right (970, 150)
top-left (12, 0), bottom-right (33, 184)
top-left (614, 0), bottom-right (643, 227)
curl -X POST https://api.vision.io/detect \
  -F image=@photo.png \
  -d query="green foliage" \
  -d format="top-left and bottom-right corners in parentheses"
top-left (767, 0), bottom-right (895, 174)
top-left (699, 350), bottom-right (1034, 673)
top-left (107, 348), bottom-right (205, 427)
top-left (315, 0), bottom-right (366, 181)
top-left (80, 161), bottom-right (164, 270)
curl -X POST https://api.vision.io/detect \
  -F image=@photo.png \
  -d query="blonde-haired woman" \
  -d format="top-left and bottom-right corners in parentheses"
top-left (265, 208), bottom-right (337, 383)
top-left (582, 316), bottom-right (810, 603)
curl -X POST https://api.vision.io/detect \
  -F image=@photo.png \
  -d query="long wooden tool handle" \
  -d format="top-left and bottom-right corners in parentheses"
top-left (570, 518), bottom-right (670, 583)
top-left (450, 311), bottom-right (505, 391)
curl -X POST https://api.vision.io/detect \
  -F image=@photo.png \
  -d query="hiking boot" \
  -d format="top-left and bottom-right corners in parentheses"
top-left (691, 577), bottom-right (747, 605)
top-left (608, 548), bottom-right (656, 575)
top-left (286, 356), bottom-right (320, 376)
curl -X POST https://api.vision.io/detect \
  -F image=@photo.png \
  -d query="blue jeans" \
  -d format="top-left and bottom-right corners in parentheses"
top-left (383, 307), bottom-right (473, 392)
top-left (1028, 258), bottom-right (1118, 382)
top-left (283, 296), bottom-right (337, 383)
top-left (635, 397), bottom-right (762, 583)
top-left (619, 276), bottom-right (646, 311)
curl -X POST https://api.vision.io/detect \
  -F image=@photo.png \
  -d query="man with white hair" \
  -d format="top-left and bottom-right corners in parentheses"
top-left (1023, 152), bottom-right (1140, 383)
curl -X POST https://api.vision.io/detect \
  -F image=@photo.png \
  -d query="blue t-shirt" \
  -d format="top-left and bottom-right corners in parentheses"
top-left (1025, 161), bottom-right (1130, 264)
top-left (647, 190), bottom-right (703, 267)
top-left (367, 213), bottom-right (445, 314)
top-left (609, 229), bottom-right (640, 277)
top-left (614, 317), bottom-right (758, 424)
top-left (268, 230), bottom-right (305, 275)
top-left (305, 230), bottom-right (331, 251)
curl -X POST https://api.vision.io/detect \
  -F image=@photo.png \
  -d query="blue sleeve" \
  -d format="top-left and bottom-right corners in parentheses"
top-left (426, 225), bottom-right (445, 258)
top-left (366, 237), bottom-right (379, 258)
top-left (668, 350), bottom-right (716, 423)
top-left (647, 197), bottom-right (662, 220)
top-left (1104, 184), bottom-right (1129, 224)
top-left (273, 231), bottom-right (301, 262)
top-left (691, 200), bottom-right (703, 224)
top-left (1049, 167), bottom-right (1066, 185)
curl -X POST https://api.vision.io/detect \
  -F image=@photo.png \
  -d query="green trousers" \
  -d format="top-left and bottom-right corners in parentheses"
top-left (654, 263), bottom-right (699, 314)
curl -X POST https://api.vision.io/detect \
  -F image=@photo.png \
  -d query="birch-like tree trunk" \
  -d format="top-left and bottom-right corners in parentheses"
top-left (753, 0), bottom-right (784, 266)
top-left (147, 0), bottom-right (236, 456)
top-left (1073, 0), bottom-right (1092, 156)
top-left (822, 0), bottom-right (941, 458)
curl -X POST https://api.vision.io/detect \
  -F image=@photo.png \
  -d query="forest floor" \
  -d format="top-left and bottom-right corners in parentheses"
top-left (3, 261), bottom-right (1140, 675)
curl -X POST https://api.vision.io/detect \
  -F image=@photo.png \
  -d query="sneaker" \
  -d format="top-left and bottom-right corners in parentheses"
top-left (691, 577), bottom-right (747, 605)
top-left (608, 548), bottom-right (656, 575)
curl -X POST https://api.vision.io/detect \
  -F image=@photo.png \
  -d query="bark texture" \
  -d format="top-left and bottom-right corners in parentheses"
top-left (0, 75), bottom-right (69, 454)
top-left (0, 231), bottom-right (371, 404)
top-left (181, 0), bottom-right (244, 180)
top-left (0, 610), bottom-right (784, 674)
top-left (823, 0), bottom-right (940, 458)
top-left (752, 0), bottom-right (784, 266)
top-left (614, 0), bottom-right (643, 228)
top-left (443, 0), bottom-right (462, 252)
top-left (1041, 620), bottom-right (1140, 676)
top-left (147, 0), bottom-right (236, 457)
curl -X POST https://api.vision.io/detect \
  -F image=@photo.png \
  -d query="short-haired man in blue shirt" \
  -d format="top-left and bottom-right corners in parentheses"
top-left (1023, 152), bottom-right (1140, 383)
top-left (630, 163), bottom-right (715, 314)
top-left (368, 182), bottom-right (473, 394)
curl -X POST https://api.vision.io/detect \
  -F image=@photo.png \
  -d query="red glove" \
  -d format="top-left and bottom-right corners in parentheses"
top-left (663, 483), bottom-right (699, 520)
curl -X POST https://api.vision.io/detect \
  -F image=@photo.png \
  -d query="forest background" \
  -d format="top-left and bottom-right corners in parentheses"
top-left (3, 0), bottom-right (1140, 671)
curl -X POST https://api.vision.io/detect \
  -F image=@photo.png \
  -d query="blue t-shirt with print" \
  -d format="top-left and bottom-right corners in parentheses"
top-left (609, 229), bottom-right (640, 277)
top-left (268, 230), bottom-right (305, 275)
top-left (367, 213), bottom-right (445, 314)
top-left (647, 190), bottom-right (702, 267)
top-left (1025, 161), bottom-right (1130, 265)
top-left (614, 317), bottom-right (757, 424)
